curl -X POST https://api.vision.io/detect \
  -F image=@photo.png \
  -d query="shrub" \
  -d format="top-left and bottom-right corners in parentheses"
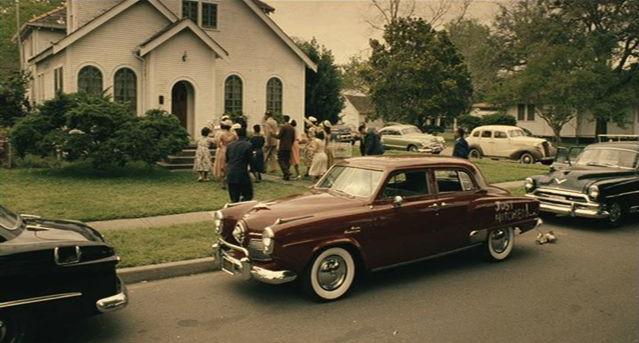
top-left (117, 109), bottom-right (189, 166)
top-left (423, 125), bottom-right (445, 134)
top-left (481, 113), bottom-right (517, 126)
top-left (457, 115), bottom-right (482, 131)
top-left (11, 93), bottom-right (189, 169)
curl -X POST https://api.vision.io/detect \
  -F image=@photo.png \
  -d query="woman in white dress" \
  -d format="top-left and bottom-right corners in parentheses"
top-left (308, 131), bottom-right (329, 181)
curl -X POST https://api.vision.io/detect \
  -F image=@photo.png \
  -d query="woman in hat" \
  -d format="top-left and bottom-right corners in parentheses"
top-left (322, 120), bottom-right (334, 168)
top-left (212, 119), bottom-right (237, 189)
top-left (302, 116), bottom-right (319, 178)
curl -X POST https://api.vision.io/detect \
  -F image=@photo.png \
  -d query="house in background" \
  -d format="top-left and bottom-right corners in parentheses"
top-left (338, 91), bottom-right (384, 130)
top-left (505, 104), bottom-right (639, 139)
top-left (468, 102), bottom-right (639, 139)
top-left (17, 0), bottom-right (316, 137)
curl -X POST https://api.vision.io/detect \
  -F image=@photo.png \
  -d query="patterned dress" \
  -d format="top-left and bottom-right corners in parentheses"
top-left (212, 130), bottom-right (237, 179)
top-left (193, 137), bottom-right (215, 172)
top-left (302, 126), bottom-right (318, 168)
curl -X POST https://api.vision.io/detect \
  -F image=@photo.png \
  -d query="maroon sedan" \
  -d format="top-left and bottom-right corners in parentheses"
top-left (213, 156), bottom-right (541, 301)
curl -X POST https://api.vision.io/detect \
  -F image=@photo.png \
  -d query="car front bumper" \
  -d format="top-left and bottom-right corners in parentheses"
top-left (525, 191), bottom-right (609, 219)
top-left (418, 144), bottom-right (445, 153)
top-left (96, 277), bottom-right (128, 313)
top-left (213, 239), bottom-right (297, 285)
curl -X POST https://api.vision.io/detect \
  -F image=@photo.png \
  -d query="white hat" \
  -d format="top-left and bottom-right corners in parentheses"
top-left (222, 119), bottom-right (233, 127)
top-left (323, 120), bottom-right (332, 128)
top-left (231, 123), bottom-right (242, 129)
top-left (308, 116), bottom-right (317, 123)
top-left (221, 115), bottom-right (230, 121)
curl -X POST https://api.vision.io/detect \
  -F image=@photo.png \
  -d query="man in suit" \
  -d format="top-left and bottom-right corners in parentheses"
top-left (262, 111), bottom-right (279, 173)
top-left (276, 115), bottom-right (296, 181)
top-left (453, 128), bottom-right (469, 159)
top-left (226, 127), bottom-right (253, 202)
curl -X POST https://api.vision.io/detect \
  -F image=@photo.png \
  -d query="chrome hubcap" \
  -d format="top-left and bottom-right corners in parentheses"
top-left (490, 229), bottom-right (510, 254)
top-left (522, 155), bottom-right (532, 163)
top-left (609, 203), bottom-right (622, 223)
top-left (317, 255), bottom-right (347, 291)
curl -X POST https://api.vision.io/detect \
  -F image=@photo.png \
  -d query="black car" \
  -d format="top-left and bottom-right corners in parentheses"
top-left (524, 141), bottom-right (639, 226)
top-left (0, 206), bottom-right (127, 342)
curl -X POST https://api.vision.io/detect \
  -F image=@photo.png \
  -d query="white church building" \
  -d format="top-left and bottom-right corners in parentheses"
top-left (17, 0), bottom-right (316, 136)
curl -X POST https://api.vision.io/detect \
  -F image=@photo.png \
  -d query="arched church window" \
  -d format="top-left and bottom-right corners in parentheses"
top-left (77, 66), bottom-right (103, 96)
top-left (114, 68), bottom-right (137, 112)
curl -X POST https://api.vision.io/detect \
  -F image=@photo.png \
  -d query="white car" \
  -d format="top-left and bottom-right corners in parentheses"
top-left (379, 125), bottom-right (446, 154)
top-left (466, 125), bottom-right (556, 164)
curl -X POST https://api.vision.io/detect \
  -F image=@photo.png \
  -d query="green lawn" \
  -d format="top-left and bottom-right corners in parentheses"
top-left (0, 163), bottom-right (307, 221)
top-left (103, 222), bottom-right (215, 268)
top-left (472, 158), bottom-right (548, 184)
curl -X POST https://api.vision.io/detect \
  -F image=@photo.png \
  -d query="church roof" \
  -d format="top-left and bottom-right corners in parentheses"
top-left (345, 94), bottom-right (375, 115)
top-left (138, 18), bottom-right (229, 59)
top-left (26, 0), bottom-right (316, 72)
top-left (15, 6), bottom-right (66, 41)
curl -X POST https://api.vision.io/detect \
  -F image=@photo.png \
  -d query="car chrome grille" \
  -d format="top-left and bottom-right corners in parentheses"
top-left (542, 142), bottom-right (550, 157)
top-left (534, 189), bottom-right (589, 204)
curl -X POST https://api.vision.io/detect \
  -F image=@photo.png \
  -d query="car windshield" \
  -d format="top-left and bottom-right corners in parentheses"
top-left (575, 148), bottom-right (639, 169)
top-left (0, 205), bottom-right (21, 231)
top-left (316, 166), bottom-right (384, 197)
top-left (509, 129), bottom-right (525, 137)
top-left (401, 126), bottom-right (422, 135)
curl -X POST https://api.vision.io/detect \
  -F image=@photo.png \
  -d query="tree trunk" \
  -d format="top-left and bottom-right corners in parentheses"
top-left (551, 124), bottom-right (562, 144)
top-left (595, 117), bottom-right (608, 138)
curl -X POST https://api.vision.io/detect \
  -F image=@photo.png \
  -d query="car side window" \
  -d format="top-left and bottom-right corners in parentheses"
top-left (494, 131), bottom-right (507, 139)
top-left (481, 131), bottom-right (492, 138)
top-left (435, 169), bottom-right (476, 193)
top-left (472, 131), bottom-right (480, 137)
top-left (381, 130), bottom-right (397, 136)
top-left (381, 171), bottom-right (429, 199)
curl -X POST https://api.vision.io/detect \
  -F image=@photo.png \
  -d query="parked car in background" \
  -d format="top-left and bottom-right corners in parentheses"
top-left (330, 124), bottom-right (355, 143)
top-left (214, 156), bottom-right (541, 301)
top-left (379, 125), bottom-right (446, 154)
top-left (525, 141), bottom-right (639, 227)
top-left (0, 206), bottom-right (127, 342)
top-left (467, 125), bottom-right (556, 164)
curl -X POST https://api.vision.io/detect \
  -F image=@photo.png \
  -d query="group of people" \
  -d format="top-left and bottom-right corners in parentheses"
top-left (193, 112), bottom-right (338, 202)
top-left (355, 124), bottom-right (384, 156)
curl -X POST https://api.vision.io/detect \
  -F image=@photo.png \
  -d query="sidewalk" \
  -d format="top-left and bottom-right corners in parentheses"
top-left (88, 179), bottom-right (524, 231)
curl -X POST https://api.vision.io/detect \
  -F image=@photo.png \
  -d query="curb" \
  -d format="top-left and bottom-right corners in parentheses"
top-left (118, 255), bottom-right (221, 284)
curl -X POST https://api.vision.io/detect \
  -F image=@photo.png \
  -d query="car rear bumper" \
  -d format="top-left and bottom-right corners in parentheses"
top-left (213, 239), bottom-right (297, 285)
top-left (525, 193), bottom-right (608, 219)
top-left (96, 277), bottom-right (128, 313)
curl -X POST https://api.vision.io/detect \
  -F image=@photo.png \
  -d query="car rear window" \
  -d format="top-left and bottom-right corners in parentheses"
top-left (435, 170), bottom-right (476, 193)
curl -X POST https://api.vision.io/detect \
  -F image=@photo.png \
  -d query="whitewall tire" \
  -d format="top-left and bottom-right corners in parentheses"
top-left (486, 227), bottom-right (514, 261)
top-left (304, 247), bottom-right (356, 301)
top-left (520, 153), bottom-right (535, 164)
top-left (469, 149), bottom-right (482, 159)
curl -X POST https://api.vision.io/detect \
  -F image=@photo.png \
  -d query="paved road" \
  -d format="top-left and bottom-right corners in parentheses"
top-left (39, 217), bottom-right (638, 343)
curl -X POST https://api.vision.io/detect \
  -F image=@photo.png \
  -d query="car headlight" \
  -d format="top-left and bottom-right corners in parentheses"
top-left (214, 211), bottom-right (224, 234)
top-left (232, 222), bottom-right (245, 243)
top-left (262, 226), bottom-right (274, 255)
top-left (524, 177), bottom-right (535, 192)
top-left (588, 185), bottom-right (599, 200)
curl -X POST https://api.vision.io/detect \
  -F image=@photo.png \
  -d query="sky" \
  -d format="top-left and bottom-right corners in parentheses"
top-left (268, 0), bottom-right (502, 64)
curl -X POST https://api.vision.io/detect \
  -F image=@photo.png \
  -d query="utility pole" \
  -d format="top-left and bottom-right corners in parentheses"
top-left (16, 0), bottom-right (21, 70)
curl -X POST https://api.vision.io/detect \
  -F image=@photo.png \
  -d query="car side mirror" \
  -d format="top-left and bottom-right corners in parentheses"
top-left (393, 195), bottom-right (404, 208)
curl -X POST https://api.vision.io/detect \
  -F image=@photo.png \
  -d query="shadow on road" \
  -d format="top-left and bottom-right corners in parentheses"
top-left (540, 213), bottom-right (638, 233)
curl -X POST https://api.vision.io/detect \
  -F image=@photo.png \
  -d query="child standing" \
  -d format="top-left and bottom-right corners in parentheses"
top-left (193, 127), bottom-right (215, 182)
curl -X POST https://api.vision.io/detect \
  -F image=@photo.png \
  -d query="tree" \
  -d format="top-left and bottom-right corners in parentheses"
top-left (445, 19), bottom-right (500, 102)
top-left (0, 0), bottom-right (64, 79)
top-left (340, 56), bottom-right (373, 93)
top-left (491, 0), bottom-right (639, 139)
top-left (295, 38), bottom-right (345, 124)
top-left (0, 71), bottom-right (30, 127)
top-left (366, 0), bottom-right (472, 30)
top-left (368, 17), bottom-right (473, 128)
